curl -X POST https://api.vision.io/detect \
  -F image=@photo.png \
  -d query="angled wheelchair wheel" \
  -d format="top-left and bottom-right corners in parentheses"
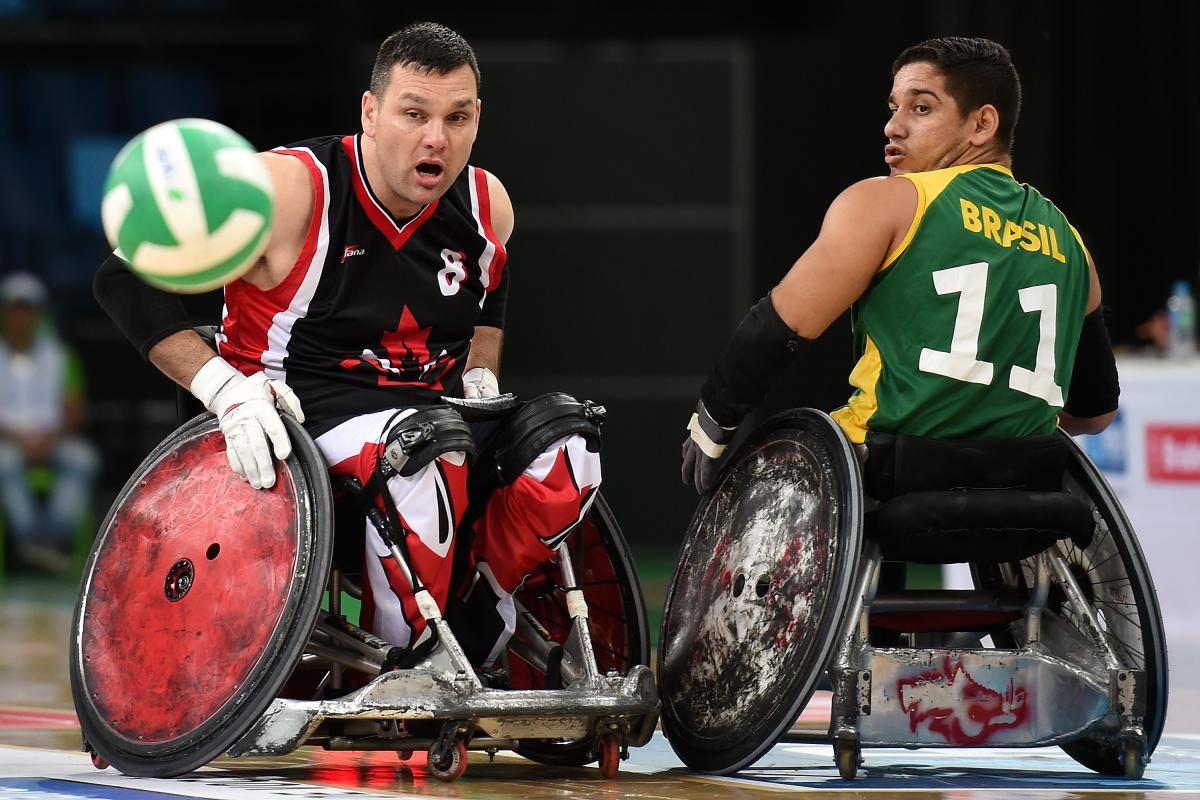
top-left (979, 431), bottom-right (1167, 775)
top-left (659, 409), bottom-right (863, 775)
top-left (507, 492), bottom-right (651, 766)
top-left (70, 414), bottom-right (334, 777)
top-left (1055, 432), bottom-right (1167, 774)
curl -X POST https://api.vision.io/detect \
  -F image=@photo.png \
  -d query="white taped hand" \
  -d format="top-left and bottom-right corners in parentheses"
top-left (191, 358), bottom-right (305, 489)
top-left (462, 366), bottom-right (500, 400)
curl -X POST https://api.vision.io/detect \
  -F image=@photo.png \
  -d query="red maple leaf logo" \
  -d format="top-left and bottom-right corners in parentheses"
top-left (339, 305), bottom-right (456, 389)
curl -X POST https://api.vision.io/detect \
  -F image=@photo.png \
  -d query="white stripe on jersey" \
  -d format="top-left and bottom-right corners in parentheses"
top-left (467, 166), bottom-right (498, 309)
top-left (260, 146), bottom-right (332, 382)
top-left (314, 408), bottom-right (416, 466)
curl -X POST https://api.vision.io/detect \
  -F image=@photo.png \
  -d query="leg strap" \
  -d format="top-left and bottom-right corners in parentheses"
top-left (382, 406), bottom-right (475, 478)
top-left (339, 406), bottom-right (475, 595)
top-left (494, 392), bottom-right (605, 484)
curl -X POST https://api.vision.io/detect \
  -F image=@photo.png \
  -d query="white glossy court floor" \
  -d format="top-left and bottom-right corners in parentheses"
top-left (4, 580), bottom-right (1200, 799)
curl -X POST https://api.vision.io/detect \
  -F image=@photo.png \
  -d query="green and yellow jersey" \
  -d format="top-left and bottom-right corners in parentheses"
top-left (831, 164), bottom-right (1091, 443)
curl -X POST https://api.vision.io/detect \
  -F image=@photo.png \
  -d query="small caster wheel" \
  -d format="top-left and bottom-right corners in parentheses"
top-left (89, 750), bottom-right (109, 770)
top-left (1122, 736), bottom-right (1147, 780)
top-left (834, 739), bottom-right (861, 780)
top-left (598, 734), bottom-right (619, 779)
top-left (396, 749), bottom-right (412, 762)
top-left (428, 739), bottom-right (467, 782)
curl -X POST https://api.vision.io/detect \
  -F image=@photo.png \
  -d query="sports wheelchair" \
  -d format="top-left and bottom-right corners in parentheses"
top-left (70, 402), bottom-right (657, 781)
top-left (659, 409), bottom-right (1166, 780)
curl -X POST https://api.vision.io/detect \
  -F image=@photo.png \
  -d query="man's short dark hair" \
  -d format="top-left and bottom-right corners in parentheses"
top-left (893, 37), bottom-right (1021, 152)
top-left (370, 22), bottom-right (481, 97)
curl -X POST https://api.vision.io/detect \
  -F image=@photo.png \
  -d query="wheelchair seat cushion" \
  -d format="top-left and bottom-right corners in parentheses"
top-left (864, 431), bottom-right (1068, 501)
top-left (867, 488), bottom-right (1095, 563)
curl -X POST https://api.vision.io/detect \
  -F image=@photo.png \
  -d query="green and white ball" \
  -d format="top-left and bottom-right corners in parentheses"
top-left (101, 118), bottom-right (273, 294)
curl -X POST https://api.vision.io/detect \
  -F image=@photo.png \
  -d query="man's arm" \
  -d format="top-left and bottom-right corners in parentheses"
top-left (1060, 408), bottom-right (1116, 436)
top-left (484, 170), bottom-right (515, 245)
top-left (465, 325), bottom-right (503, 375)
top-left (468, 169), bottom-right (514, 377)
top-left (683, 177), bottom-right (916, 491)
top-left (94, 149), bottom-right (314, 488)
top-left (148, 329), bottom-right (226, 390)
top-left (97, 151), bottom-right (314, 384)
top-left (1059, 250), bottom-right (1119, 435)
top-left (700, 177), bottom-right (917, 427)
top-left (770, 177), bottom-right (918, 339)
top-left (240, 152), bottom-right (314, 292)
top-left (462, 171), bottom-right (514, 398)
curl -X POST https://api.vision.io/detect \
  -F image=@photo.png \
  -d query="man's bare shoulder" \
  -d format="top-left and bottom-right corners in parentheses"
top-left (241, 152), bottom-right (315, 288)
top-left (479, 169), bottom-right (514, 245)
top-left (258, 151), bottom-right (313, 194)
top-left (836, 175), bottom-right (917, 206)
top-left (825, 175), bottom-right (917, 233)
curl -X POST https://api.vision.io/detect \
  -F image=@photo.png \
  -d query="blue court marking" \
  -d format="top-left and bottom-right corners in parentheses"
top-left (628, 733), bottom-right (1200, 791)
top-left (0, 778), bottom-right (191, 799)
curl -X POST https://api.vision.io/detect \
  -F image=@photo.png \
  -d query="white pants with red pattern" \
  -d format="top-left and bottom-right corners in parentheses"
top-left (315, 408), bottom-right (601, 652)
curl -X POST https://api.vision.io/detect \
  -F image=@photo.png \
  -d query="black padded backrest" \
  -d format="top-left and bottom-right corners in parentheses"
top-left (863, 431), bottom-right (1069, 501)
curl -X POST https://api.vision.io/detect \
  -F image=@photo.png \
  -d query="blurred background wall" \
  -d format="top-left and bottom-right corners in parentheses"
top-left (0, 0), bottom-right (1197, 565)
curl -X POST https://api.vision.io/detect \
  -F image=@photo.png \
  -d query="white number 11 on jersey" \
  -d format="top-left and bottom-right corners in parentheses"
top-left (918, 261), bottom-right (1064, 406)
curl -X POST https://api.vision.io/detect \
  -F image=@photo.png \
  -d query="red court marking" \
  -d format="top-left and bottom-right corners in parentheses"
top-left (0, 707), bottom-right (78, 729)
top-left (796, 690), bottom-right (832, 725)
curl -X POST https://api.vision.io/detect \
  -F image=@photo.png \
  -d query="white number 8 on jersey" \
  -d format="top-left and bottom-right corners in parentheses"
top-left (438, 249), bottom-right (467, 296)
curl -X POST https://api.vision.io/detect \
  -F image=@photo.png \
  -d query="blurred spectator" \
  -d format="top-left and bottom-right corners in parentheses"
top-left (0, 272), bottom-right (99, 573)
top-left (1134, 309), bottom-right (1170, 354)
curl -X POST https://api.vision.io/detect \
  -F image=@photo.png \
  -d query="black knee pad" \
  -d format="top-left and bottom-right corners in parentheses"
top-left (382, 406), bottom-right (475, 478)
top-left (494, 392), bottom-right (605, 484)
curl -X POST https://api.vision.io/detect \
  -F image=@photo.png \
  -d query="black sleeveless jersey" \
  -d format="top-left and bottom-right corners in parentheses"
top-left (217, 134), bottom-right (508, 435)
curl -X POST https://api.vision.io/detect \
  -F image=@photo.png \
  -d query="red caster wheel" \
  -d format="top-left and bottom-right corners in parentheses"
top-left (89, 750), bottom-right (110, 770)
top-left (598, 734), bottom-right (619, 778)
top-left (428, 739), bottom-right (467, 782)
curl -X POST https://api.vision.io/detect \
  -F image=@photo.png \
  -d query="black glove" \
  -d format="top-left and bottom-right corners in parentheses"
top-left (681, 399), bottom-right (740, 494)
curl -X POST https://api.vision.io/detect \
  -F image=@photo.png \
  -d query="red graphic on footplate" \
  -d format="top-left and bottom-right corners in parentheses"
top-left (898, 656), bottom-right (1029, 744)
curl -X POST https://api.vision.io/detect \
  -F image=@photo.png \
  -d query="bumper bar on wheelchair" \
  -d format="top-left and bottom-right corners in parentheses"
top-left (227, 664), bottom-right (659, 758)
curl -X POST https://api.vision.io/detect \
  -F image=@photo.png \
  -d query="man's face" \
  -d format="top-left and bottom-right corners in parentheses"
top-left (362, 62), bottom-right (480, 214)
top-left (1, 302), bottom-right (39, 348)
top-left (883, 62), bottom-right (975, 176)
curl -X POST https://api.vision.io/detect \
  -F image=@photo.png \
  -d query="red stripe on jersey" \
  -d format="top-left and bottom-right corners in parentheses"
top-left (220, 148), bottom-right (326, 374)
top-left (327, 440), bottom-right (384, 483)
top-left (472, 167), bottom-right (508, 292)
top-left (342, 135), bottom-right (439, 251)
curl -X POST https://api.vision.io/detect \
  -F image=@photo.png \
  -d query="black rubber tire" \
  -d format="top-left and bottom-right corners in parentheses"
top-left (1055, 432), bottom-right (1167, 776)
top-left (978, 431), bottom-right (1167, 777)
top-left (658, 409), bottom-right (864, 775)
